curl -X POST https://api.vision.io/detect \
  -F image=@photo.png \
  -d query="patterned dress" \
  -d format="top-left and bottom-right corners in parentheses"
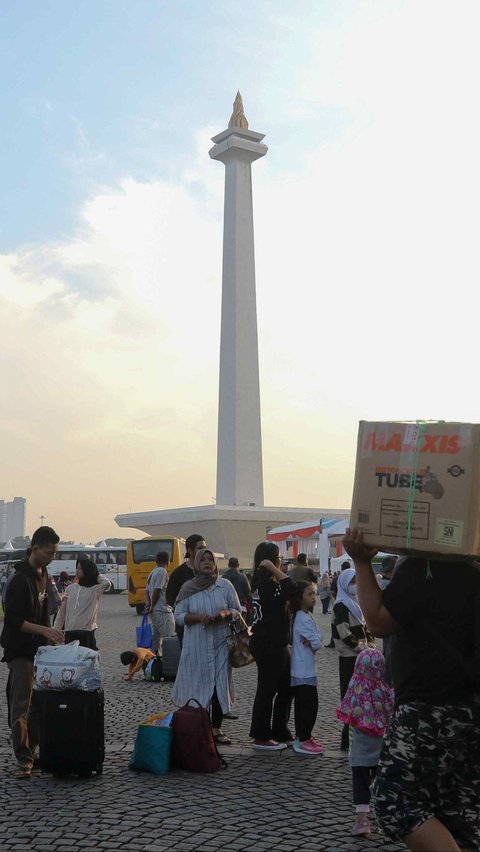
top-left (172, 579), bottom-right (241, 713)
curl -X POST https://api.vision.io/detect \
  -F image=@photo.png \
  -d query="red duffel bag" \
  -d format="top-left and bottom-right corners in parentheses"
top-left (170, 699), bottom-right (226, 773)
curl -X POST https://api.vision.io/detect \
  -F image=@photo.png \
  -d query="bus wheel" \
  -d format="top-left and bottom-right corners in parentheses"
top-left (136, 604), bottom-right (145, 615)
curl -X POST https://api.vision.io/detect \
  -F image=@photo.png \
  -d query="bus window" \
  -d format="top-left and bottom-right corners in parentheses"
top-left (131, 540), bottom-right (174, 564)
top-left (117, 551), bottom-right (126, 565)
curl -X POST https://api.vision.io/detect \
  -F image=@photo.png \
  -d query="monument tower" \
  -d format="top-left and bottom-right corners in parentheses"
top-left (209, 92), bottom-right (267, 507)
top-left (114, 94), bottom-right (347, 561)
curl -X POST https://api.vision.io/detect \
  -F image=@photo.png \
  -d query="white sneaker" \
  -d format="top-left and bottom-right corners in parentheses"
top-left (252, 739), bottom-right (288, 751)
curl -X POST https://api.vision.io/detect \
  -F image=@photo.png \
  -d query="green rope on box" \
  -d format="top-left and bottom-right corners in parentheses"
top-left (405, 420), bottom-right (426, 551)
top-left (405, 419), bottom-right (445, 551)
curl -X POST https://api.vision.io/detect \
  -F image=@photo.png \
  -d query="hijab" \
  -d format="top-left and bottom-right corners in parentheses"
top-left (336, 647), bottom-right (394, 737)
top-left (335, 567), bottom-right (364, 624)
top-left (175, 548), bottom-right (218, 605)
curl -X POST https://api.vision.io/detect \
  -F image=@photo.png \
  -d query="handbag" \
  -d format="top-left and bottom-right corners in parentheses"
top-left (136, 613), bottom-right (153, 649)
top-left (227, 614), bottom-right (253, 668)
top-left (129, 714), bottom-right (172, 775)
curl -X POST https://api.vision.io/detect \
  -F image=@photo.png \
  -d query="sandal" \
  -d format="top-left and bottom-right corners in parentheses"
top-left (13, 765), bottom-right (32, 778)
top-left (214, 732), bottom-right (232, 745)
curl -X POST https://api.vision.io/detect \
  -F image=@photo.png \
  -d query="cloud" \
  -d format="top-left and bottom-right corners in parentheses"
top-left (2, 0), bottom-right (480, 538)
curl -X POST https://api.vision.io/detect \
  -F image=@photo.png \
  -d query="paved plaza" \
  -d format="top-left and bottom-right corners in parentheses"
top-left (0, 596), bottom-right (404, 852)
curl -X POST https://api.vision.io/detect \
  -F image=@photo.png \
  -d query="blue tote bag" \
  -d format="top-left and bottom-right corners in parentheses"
top-left (136, 614), bottom-right (153, 649)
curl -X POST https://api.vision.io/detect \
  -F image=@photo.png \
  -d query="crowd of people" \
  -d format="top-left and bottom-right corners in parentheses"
top-left (2, 524), bottom-right (480, 851)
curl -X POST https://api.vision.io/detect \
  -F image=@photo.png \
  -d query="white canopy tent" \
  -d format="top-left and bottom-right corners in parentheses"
top-left (267, 517), bottom-right (350, 574)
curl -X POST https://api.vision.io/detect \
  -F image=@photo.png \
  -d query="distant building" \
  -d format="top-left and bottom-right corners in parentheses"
top-left (0, 497), bottom-right (26, 542)
top-left (0, 502), bottom-right (6, 542)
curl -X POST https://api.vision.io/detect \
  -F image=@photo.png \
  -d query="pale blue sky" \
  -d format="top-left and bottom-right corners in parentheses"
top-left (0, 0), bottom-right (378, 245)
top-left (1, 0), bottom-right (479, 541)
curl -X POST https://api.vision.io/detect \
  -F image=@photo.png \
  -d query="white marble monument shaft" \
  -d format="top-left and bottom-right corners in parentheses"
top-left (209, 112), bottom-right (267, 507)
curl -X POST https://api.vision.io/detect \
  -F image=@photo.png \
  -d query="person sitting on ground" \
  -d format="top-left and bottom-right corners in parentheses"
top-left (120, 648), bottom-right (156, 681)
top-left (289, 553), bottom-right (317, 584)
top-left (54, 558), bottom-right (111, 650)
top-left (172, 548), bottom-right (242, 745)
top-left (343, 528), bottom-right (480, 852)
top-left (336, 647), bottom-right (394, 837)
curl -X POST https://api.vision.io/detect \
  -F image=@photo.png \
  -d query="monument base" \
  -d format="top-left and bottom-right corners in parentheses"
top-left (115, 504), bottom-right (349, 566)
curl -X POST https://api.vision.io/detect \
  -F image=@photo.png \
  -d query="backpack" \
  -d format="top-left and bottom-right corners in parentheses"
top-left (143, 656), bottom-right (163, 682)
top-left (170, 699), bottom-right (226, 773)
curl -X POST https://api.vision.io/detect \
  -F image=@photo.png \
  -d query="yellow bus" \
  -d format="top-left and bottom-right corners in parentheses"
top-left (127, 535), bottom-right (185, 614)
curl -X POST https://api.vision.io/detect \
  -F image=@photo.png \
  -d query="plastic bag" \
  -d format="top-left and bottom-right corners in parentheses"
top-left (34, 640), bottom-right (102, 691)
top-left (136, 614), bottom-right (153, 649)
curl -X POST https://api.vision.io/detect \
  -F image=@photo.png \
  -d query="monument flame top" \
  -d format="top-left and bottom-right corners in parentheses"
top-left (228, 91), bottom-right (249, 130)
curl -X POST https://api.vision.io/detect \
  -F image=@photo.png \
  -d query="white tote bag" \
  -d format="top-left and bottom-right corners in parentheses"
top-left (34, 640), bottom-right (102, 691)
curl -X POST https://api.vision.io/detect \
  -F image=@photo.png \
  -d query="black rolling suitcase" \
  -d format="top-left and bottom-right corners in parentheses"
top-left (161, 636), bottom-right (181, 680)
top-left (38, 688), bottom-right (105, 777)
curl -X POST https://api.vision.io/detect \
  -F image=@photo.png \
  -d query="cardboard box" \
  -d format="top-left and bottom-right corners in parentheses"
top-left (350, 421), bottom-right (480, 557)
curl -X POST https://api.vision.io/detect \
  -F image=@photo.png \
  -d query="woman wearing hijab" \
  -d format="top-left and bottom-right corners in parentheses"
top-left (172, 548), bottom-right (242, 745)
top-left (54, 558), bottom-right (111, 650)
top-left (331, 567), bottom-right (375, 749)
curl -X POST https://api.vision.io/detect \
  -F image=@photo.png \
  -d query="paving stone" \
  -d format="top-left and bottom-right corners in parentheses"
top-left (0, 597), bottom-right (404, 852)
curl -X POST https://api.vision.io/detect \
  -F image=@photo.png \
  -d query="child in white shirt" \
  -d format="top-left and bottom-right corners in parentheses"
top-left (289, 580), bottom-right (324, 755)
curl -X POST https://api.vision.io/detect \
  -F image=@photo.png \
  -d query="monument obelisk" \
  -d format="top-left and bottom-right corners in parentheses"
top-left (209, 92), bottom-right (267, 507)
top-left (114, 94), bottom-right (348, 562)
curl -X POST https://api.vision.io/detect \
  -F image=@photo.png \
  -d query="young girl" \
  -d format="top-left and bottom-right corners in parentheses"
top-left (289, 580), bottom-right (324, 755)
top-left (336, 647), bottom-right (394, 836)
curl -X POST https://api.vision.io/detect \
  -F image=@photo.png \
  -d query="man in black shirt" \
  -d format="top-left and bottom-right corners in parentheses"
top-left (223, 557), bottom-right (252, 610)
top-left (165, 534), bottom-right (206, 644)
top-left (1, 526), bottom-right (65, 778)
top-left (343, 528), bottom-right (480, 852)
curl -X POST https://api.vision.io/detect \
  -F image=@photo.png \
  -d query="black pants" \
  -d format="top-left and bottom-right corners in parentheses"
top-left (352, 765), bottom-right (377, 805)
top-left (65, 629), bottom-right (97, 650)
top-left (339, 656), bottom-right (356, 748)
top-left (321, 596), bottom-right (330, 614)
top-left (292, 684), bottom-right (318, 742)
top-left (176, 624), bottom-right (184, 648)
top-left (249, 643), bottom-right (292, 741)
top-left (210, 689), bottom-right (223, 729)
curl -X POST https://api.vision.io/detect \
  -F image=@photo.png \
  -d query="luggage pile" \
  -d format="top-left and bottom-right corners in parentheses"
top-left (129, 699), bottom-right (226, 775)
top-left (34, 640), bottom-right (104, 778)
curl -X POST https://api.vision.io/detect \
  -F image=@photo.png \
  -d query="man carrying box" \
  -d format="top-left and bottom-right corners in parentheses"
top-left (343, 528), bottom-right (480, 852)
